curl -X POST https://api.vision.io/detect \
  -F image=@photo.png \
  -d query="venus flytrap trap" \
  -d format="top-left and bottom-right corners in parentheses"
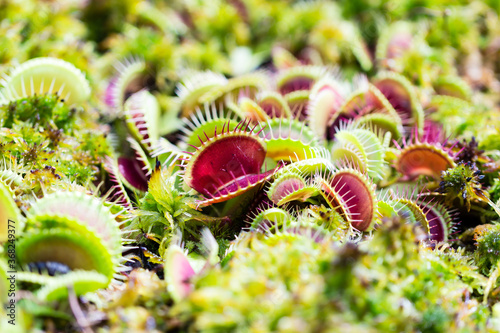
top-left (373, 71), bottom-right (425, 133)
top-left (307, 77), bottom-right (347, 140)
top-left (0, 57), bottom-right (91, 105)
top-left (175, 71), bottom-right (229, 118)
top-left (394, 127), bottom-right (459, 182)
top-left (255, 90), bottom-right (292, 119)
top-left (330, 121), bottom-right (386, 180)
top-left (181, 118), bottom-right (275, 207)
top-left (316, 165), bottom-right (377, 232)
top-left (104, 57), bottom-right (147, 116)
top-left (247, 206), bottom-right (291, 232)
top-left (265, 171), bottom-right (318, 206)
top-left (123, 90), bottom-right (161, 152)
top-left (258, 117), bottom-right (320, 162)
top-left (383, 185), bottom-right (458, 244)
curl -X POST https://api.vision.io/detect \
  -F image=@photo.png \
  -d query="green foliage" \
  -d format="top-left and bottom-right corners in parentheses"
top-left (439, 162), bottom-right (487, 211)
top-left (475, 224), bottom-right (500, 275)
top-left (131, 166), bottom-right (205, 249)
top-left (0, 94), bottom-right (111, 199)
top-left (0, 94), bottom-right (74, 129)
top-left (489, 178), bottom-right (500, 204)
top-left (170, 218), bottom-right (490, 332)
top-left (306, 205), bottom-right (350, 235)
top-left (101, 269), bottom-right (173, 331)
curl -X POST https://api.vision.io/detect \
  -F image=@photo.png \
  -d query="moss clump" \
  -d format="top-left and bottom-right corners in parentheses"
top-left (0, 94), bottom-right (111, 198)
top-left (439, 162), bottom-right (487, 211)
top-left (168, 218), bottom-right (490, 332)
top-left (475, 224), bottom-right (500, 275)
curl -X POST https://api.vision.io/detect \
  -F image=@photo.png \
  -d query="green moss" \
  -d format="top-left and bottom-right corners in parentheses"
top-left (475, 224), bottom-right (500, 275)
top-left (417, 306), bottom-right (449, 333)
top-left (0, 94), bottom-right (111, 198)
top-left (439, 162), bottom-right (487, 211)
top-left (169, 218), bottom-right (490, 331)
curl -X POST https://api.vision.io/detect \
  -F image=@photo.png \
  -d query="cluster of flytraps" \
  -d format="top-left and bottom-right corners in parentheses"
top-left (115, 61), bottom-right (459, 236)
top-left (0, 51), bottom-right (484, 307)
top-left (99, 47), bottom-right (476, 296)
top-left (0, 58), bottom-right (130, 303)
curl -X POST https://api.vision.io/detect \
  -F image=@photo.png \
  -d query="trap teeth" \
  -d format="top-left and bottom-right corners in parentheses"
top-left (317, 166), bottom-right (377, 232)
top-left (36, 270), bottom-right (109, 301)
top-left (17, 228), bottom-right (116, 281)
top-left (267, 172), bottom-right (306, 205)
top-left (21, 191), bottom-right (124, 285)
top-left (396, 142), bottom-right (456, 181)
top-left (260, 118), bottom-right (320, 163)
top-left (176, 70), bottom-right (228, 117)
top-left (330, 123), bottom-right (386, 180)
top-left (372, 71), bottom-right (424, 132)
top-left (248, 207), bottom-right (291, 232)
top-left (104, 56), bottom-right (147, 112)
top-left (124, 90), bottom-right (160, 152)
top-left (256, 91), bottom-right (292, 118)
top-left (1, 57), bottom-right (91, 105)
top-left (183, 120), bottom-right (267, 196)
top-left (179, 104), bottom-right (239, 152)
top-left (276, 65), bottom-right (332, 95)
top-left (307, 78), bottom-right (347, 139)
